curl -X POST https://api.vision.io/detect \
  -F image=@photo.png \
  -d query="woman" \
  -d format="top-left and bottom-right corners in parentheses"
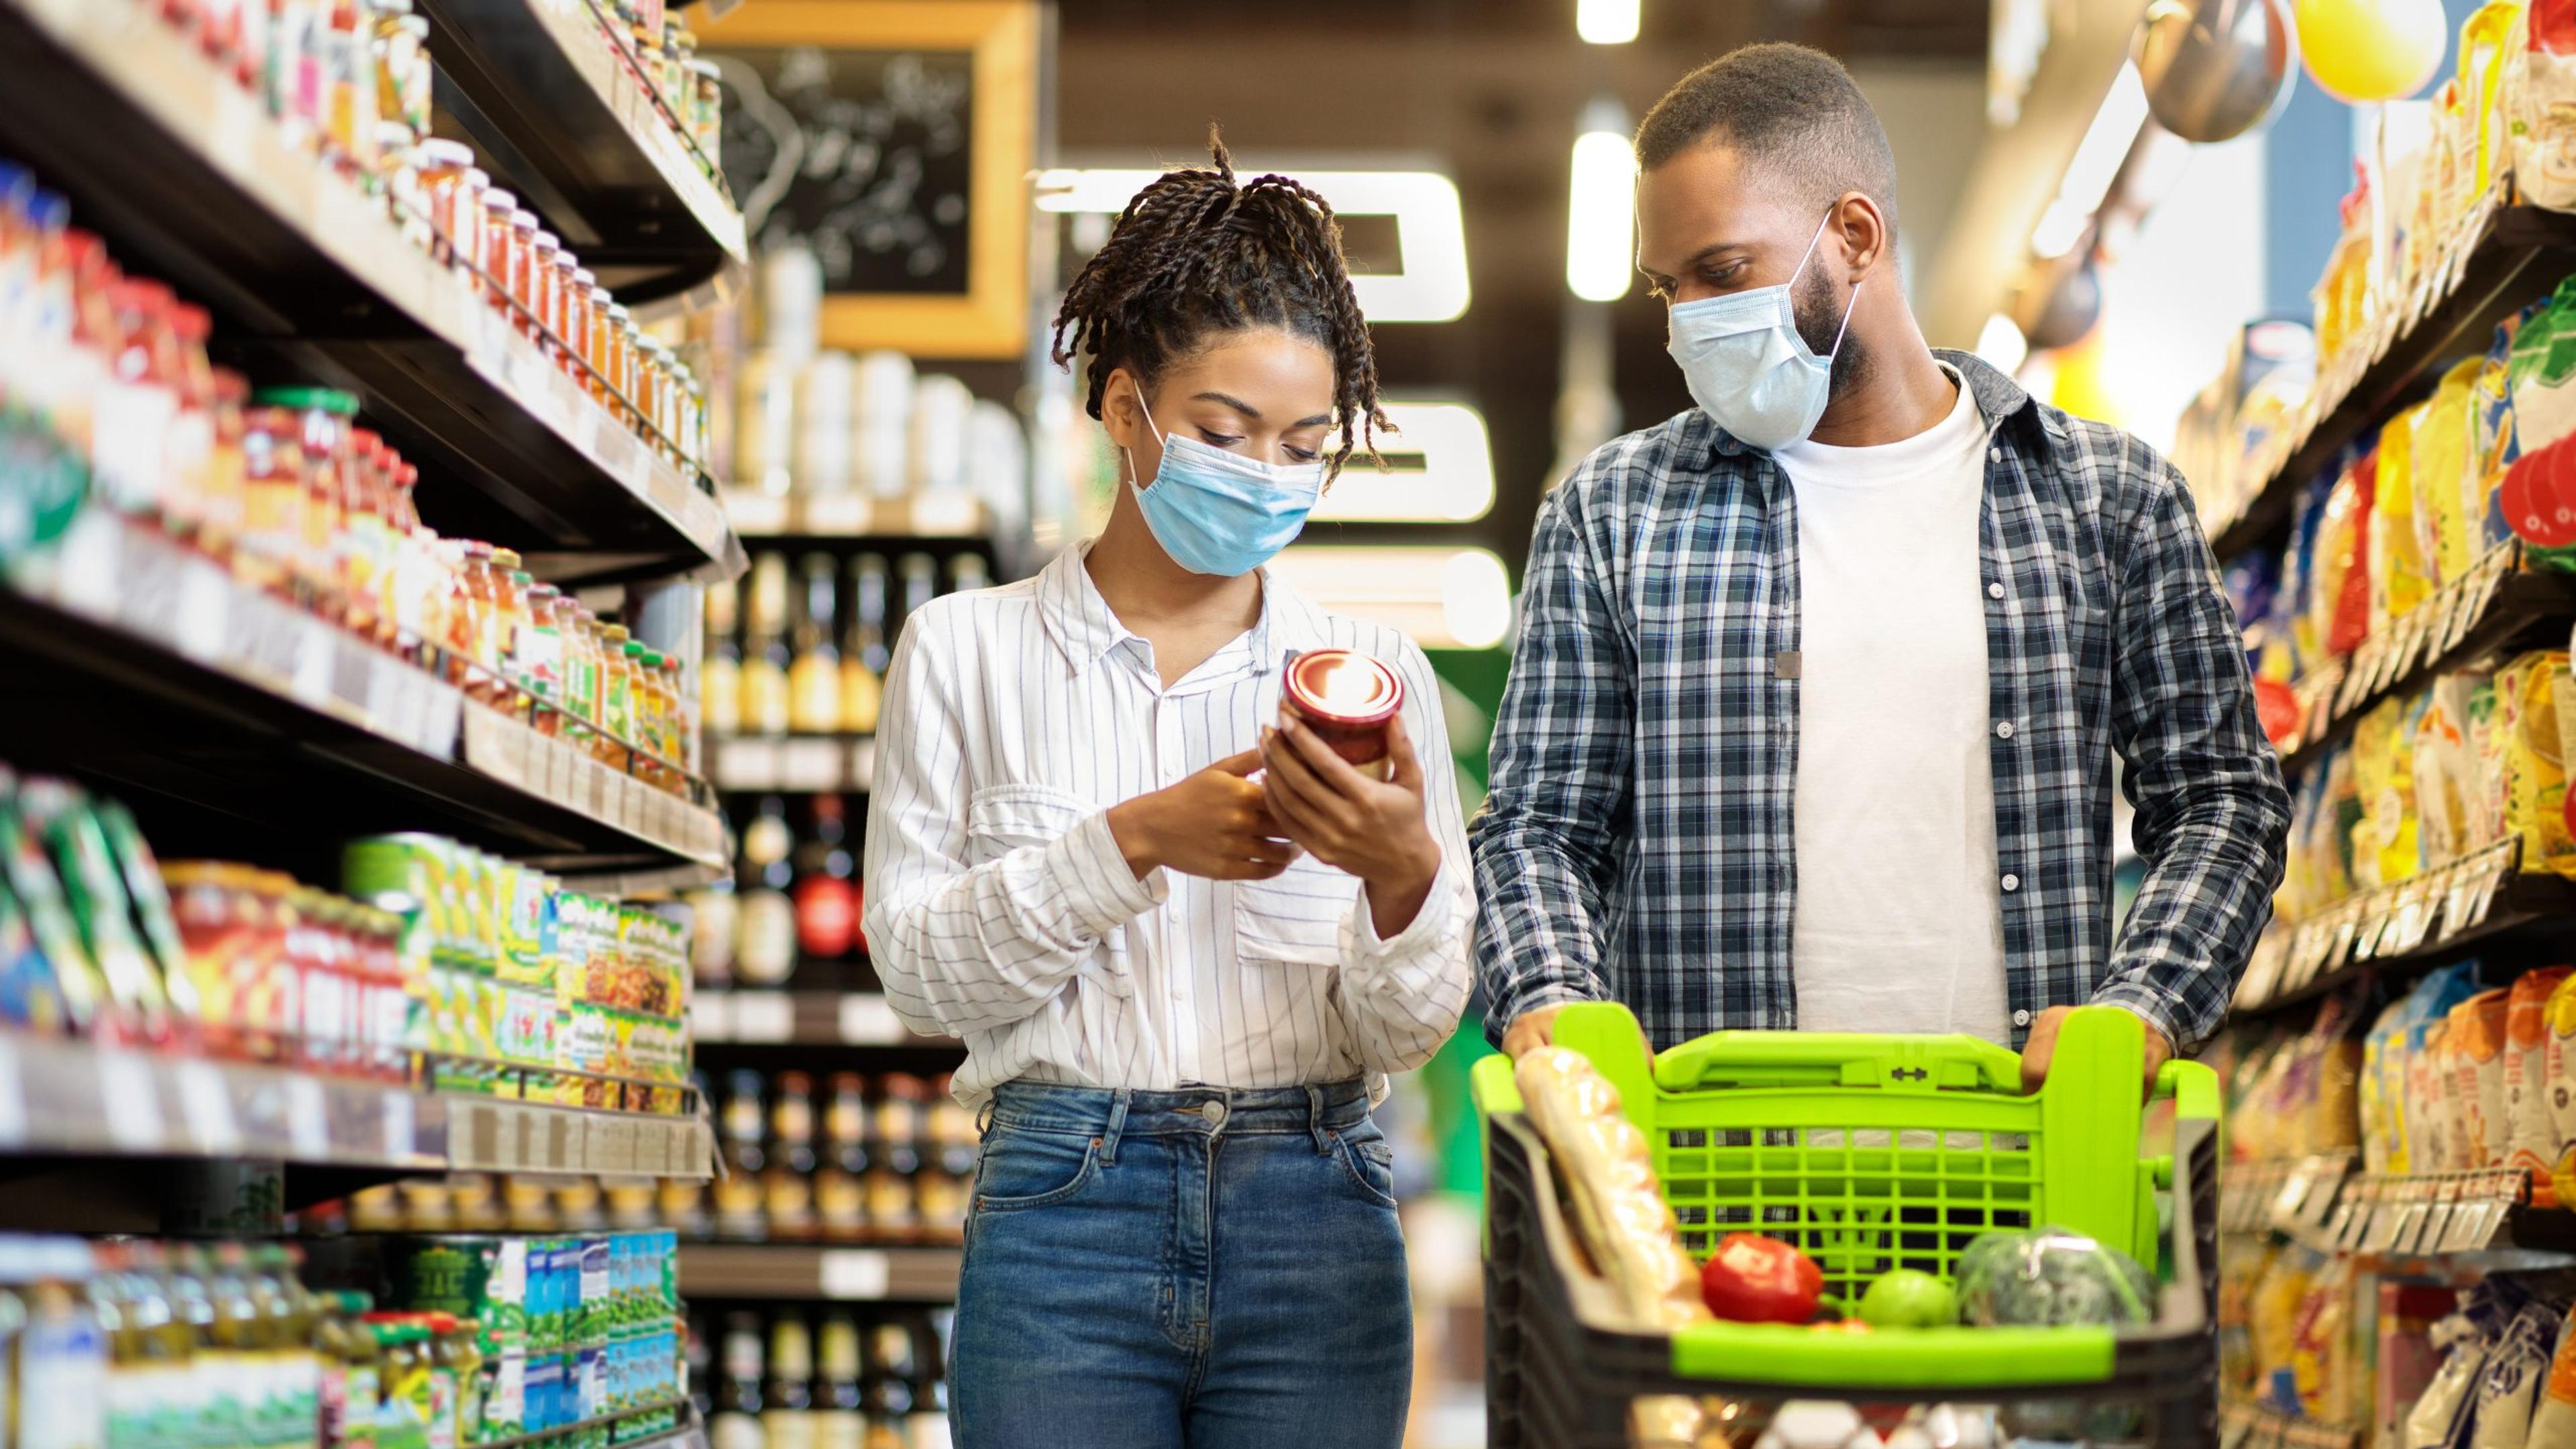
top-left (860, 138), bottom-right (1473, 1449)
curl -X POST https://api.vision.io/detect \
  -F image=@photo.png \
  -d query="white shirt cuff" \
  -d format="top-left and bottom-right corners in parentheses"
top-left (1348, 854), bottom-right (1459, 963)
top-left (1045, 808), bottom-right (1169, 938)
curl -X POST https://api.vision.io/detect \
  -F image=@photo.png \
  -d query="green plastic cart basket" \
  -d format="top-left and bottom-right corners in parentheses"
top-left (1477, 1003), bottom-right (2221, 1447)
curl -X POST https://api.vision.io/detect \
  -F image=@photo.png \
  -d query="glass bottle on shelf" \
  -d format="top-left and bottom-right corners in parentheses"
top-left (740, 553), bottom-right (793, 739)
top-left (788, 553), bottom-right (843, 735)
top-left (765, 1069), bottom-right (819, 1243)
top-left (708, 1311), bottom-right (763, 1449)
top-left (702, 577), bottom-right (742, 739)
top-left (763, 1313), bottom-right (814, 1449)
top-left (816, 1071), bottom-right (868, 1244)
top-left (839, 554), bottom-right (889, 737)
top-left (791, 794), bottom-right (859, 965)
top-left (863, 1320), bottom-right (916, 1449)
top-left (735, 794), bottom-right (797, 988)
top-left (712, 1069), bottom-right (769, 1242)
top-left (894, 552), bottom-right (937, 635)
top-left (863, 1075), bottom-right (925, 1242)
top-left (814, 1313), bottom-right (863, 1449)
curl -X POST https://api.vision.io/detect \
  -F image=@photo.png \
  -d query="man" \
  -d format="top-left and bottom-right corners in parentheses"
top-left (1470, 43), bottom-right (2290, 1090)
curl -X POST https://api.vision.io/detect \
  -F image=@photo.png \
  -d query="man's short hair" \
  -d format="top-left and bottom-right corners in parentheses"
top-left (1635, 42), bottom-right (1898, 231)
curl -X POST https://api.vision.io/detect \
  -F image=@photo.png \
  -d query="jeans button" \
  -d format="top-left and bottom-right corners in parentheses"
top-left (1201, 1099), bottom-right (1227, 1126)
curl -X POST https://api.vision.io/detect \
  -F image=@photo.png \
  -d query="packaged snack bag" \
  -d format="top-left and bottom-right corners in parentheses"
top-left (2421, 358), bottom-right (2487, 588)
top-left (2454, 988), bottom-right (2516, 1168)
top-left (2501, 651), bottom-right (2576, 875)
top-left (2527, 1299), bottom-right (2576, 1449)
top-left (2321, 451), bottom-right (2378, 658)
top-left (2510, 967), bottom-right (2576, 1197)
top-left (2473, 1303), bottom-right (2557, 1449)
top-left (2366, 993), bottom-right (2422, 1175)
top-left (2545, 971), bottom-right (2576, 1173)
top-left (2514, 0), bottom-right (2576, 212)
top-left (2354, 696), bottom-right (2425, 886)
top-left (2375, 405), bottom-right (2436, 638)
top-left (2385, 1283), bottom-right (2466, 1449)
top-left (2421, 673), bottom-right (2498, 864)
top-left (2416, 1018), bottom-right (2463, 1171)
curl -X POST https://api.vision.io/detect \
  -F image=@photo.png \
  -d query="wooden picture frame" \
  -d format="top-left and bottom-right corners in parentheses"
top-left (700, 0), bottom-right (1036, 360)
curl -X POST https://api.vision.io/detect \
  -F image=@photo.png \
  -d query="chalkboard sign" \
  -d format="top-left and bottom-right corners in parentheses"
top-left (717, 45), bottom-right (976, 297)
top-left (700, 1), bottom-right (1036, 360)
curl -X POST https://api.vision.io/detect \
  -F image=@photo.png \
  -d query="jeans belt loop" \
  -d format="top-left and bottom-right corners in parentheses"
top-left (1102, 1091), bottom-right (1130, 1166)
top-left (1306, 1083), bottom-right (1332, 1155)
top-left (975, 1099), bottom-right (995, 1136)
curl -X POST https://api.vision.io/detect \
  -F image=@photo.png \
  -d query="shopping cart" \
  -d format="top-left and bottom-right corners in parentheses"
top-left (1478, 1003), bottom-right (2222, 1448)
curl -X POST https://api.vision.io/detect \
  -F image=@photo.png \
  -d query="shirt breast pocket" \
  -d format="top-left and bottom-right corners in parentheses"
top-left (964, 785), bottom-right (1092, 863)
top-left (1232, 859), bottom-right (1350, 967)
top-left (965, 784), bottom-right (1134, 998)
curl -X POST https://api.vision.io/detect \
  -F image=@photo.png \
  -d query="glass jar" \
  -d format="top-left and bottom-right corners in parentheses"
top-left (478, 189), bottom-right (519, 307)
top-left (506, 209), bottom-right (541, 335)
top-left (604, 303), bottom-right (636, 429)
top-left (528, 229), bottom-right (562, 356)
top-left (550, 250), bottom-right (584, 372)
top-left (586, 284), bottom-right (617, 411)
top-left (415, 139), bottom-right (476, 267)
top-left (565, 267), bottom-right (598, 392)
top-left (377, 123), bottom-right (429, 248)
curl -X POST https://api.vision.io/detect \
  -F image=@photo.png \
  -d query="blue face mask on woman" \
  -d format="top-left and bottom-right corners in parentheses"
top-left (1664, 207), bottom-right (1862, 450)
top-left (1123, 388), bottom-right (1325, 577)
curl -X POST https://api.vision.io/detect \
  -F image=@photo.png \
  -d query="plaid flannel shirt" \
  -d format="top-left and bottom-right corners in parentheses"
top-left (1470, 351), bottom-right (2290, 1055)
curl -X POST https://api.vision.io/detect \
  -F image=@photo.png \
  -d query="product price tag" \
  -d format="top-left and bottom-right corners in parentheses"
top-left (331, 639), bottom-right (372, 717)
top-left (2320, 1201), bottom-right (2360, 1251)
top-left (781, 738), bottom-right (841, 791)
top-left (721, 489), bottom-right (790, 537)
top-left (714, 738), bottom-right (779, 792)
top-left (594, 1114), bottom-right (639, 1175)
top-left (2387, 1201), bottom-right (2430, 1256)
top-left (174, 1061), bottom-right (241, 1155)
top-left (849, 737), bottom-right (878, 793)
top-left (2408, 1201), bottom-right (2452, 1255)
top-left (0, 1038), bottom-right (25, 1148)
top-left (383, 1091), bottom-right (417, 1162)
top-left (96, 1051), bottom-right (164, 1152)
top-left (913, 492), bottom-right (980, 537)
top-left (839, 994), bottom-right (905, 1045)
top-left (730, 993), bottom-right (794, 1042)
top-left (284, 1075), bottom-right (329, 1159)
top-left (818, 1249), bottom-right (892, 1301)
top-left (545, 1108), bottom-right (574, 1171)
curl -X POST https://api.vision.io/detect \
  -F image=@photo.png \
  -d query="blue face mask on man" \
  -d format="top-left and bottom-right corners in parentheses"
top-left (1664, 207), bottom-right (1862, 450)
top-left (1122, 387), bottom-right (1324, 577)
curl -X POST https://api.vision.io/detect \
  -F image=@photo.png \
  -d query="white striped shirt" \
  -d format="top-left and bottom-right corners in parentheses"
top-left (861, 544), bottom-right (1474, 1110)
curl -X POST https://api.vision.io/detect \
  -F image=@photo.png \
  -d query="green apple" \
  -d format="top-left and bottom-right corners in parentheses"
top-left (1858, 1269), bottom-right (1960, 1328)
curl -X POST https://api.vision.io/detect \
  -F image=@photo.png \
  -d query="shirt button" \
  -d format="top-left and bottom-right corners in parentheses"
top-left (2000, 873), bottom-right (2021, 893)
top-left (1986, 581), bottom-right (2006, 600)
top-left (2013, 1009), bottom-right (2032, 1027)
top-left (1995, 721), bottom-right (2015, 739)
top-left (1989, 447), bottom-right (2004, 463)
top-left (1201, 1099), bottom-right (1228, 1126)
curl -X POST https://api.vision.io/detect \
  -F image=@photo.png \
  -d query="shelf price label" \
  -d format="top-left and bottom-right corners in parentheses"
top-left (97, 1051), bottom-right (165, 1152)
top-left (174, 1061), bottom-right (241, 1155)
top-left (818, 1249), bottom-right (892, 1300)
top-left (839, 995), bottom-right (905, 1045)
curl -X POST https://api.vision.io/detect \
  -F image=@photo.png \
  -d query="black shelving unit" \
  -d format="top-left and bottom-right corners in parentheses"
top-left (0, 0), bottom-right (744, 587)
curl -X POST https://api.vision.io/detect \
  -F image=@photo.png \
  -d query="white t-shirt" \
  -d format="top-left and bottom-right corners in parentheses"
top-left (1772, 370), bottom-right (2011, 1044)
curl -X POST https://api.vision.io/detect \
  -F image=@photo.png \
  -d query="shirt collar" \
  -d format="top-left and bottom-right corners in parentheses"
top-left (1036, 543), bottom-right (1331, 678)
top-left (1702, 347), bottom-right (2041, 461)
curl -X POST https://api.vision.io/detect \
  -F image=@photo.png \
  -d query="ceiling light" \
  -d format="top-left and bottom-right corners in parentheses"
top-left (1312, 402), bottom-right (1496, 524)
top-left (1268, 547), bottom-right (1516, 650)
top-left (1577, 0), bottom-right (1641, 44)
top-left (1976, 313), bottom-right (2030, 373)
top-left (1034, 167), bottom-right (1470, 323)
top-left (1566, 104), bottom-right (1637, 303)
top-left (2032, 61), bottom-right (2148, 260)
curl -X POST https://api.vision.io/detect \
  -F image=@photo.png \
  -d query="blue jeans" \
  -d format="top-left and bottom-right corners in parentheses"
top-left (951, 1079), bottom-right (1411, 1449)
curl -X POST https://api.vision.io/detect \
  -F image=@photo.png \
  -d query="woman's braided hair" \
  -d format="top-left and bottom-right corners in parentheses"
top-left (1051, 130), bottom-right (1387, 478)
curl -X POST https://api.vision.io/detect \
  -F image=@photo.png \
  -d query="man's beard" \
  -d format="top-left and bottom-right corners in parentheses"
top-left (1793, 265), bottom-right (1871, 402)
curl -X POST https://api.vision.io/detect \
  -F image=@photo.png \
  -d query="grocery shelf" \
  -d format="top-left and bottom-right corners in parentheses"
top-left (677, 1244), bottom-right (963, 1303)
top-left (0, 515), bottom-right (729, 880)
top-left (2273, 542), bottom-right (2576, 779)
top-left (718, 489), bottom-right (993, 543)
top-left (2230, 838), bottom-right (2576, 1018)
top-left (0, 0), bottom-right (744, 586)
top-left (0, 1030), bottom-right (711, 1180)
top-left (690, 991), bottom-right (959, 1050)
top-left (420, 0), bottom-right (747, 303)
top-left (710, 735), bottom-right (879, 794)
top-left (480, 1402), bottom-right (705, 1449)
top-left (2206, 197), bottom-right (2576, 563)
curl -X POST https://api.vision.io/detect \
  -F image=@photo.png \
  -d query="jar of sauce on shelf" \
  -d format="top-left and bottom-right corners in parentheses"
top-left (584, 282), bottom-right (616, 409)
top-left (478, 189), bottom-right (519, 309)
top-left (415, 140), bottom-right (475, 267)
top-left (552, 253), bottom-right (586, 376)
top-left (506, 210), bottom-right (541, 336)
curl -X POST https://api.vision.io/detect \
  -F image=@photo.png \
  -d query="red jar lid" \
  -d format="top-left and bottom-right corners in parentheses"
top-left (1285, 649), bottom-right (1403, 728)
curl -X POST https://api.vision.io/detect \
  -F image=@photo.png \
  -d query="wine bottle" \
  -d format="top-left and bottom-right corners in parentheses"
top-left (839, 554), bottom-right (888, 737)
top-left (788, 552), bottom-right (842, 734)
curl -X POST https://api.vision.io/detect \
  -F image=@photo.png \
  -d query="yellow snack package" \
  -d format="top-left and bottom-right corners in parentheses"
top-left (2416, 358), bottom-right (2483, 588)
top-left (2504, 650), bottom-right (2576, 874)
top-left (2371, 405), bottom-right (2434, 635)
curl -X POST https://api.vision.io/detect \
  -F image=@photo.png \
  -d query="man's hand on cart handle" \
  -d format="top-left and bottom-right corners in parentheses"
top-left (2017, 1004), bottom-right (2171, 1098)
top-left (1500, 1004), bottom-right (1567, 1059)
